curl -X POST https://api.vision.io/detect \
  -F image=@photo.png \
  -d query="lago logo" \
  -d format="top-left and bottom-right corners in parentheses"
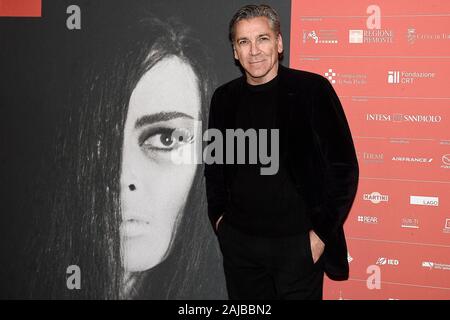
top-left (0, 0), bottom-right (41, 17)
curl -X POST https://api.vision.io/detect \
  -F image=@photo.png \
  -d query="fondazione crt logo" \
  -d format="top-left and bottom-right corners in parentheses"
top-left (0, 0), bottom-right (41, 17)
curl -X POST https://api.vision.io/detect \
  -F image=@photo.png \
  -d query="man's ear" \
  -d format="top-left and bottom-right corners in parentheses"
top-left (233, 45), bottom-right (238, 60)
top-left (277, 33), bottom-right (284, 54)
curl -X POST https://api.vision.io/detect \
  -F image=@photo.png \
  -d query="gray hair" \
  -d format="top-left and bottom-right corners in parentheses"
top-left (229, 4), bottom-right (281, 42)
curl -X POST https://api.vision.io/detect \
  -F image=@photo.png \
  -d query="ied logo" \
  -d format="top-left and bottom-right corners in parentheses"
top-left (376, 257), bottom-right (399, 266)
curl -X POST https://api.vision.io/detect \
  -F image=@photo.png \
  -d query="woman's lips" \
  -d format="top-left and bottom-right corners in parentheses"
top-left (121, 219), bottom-right (151, 238)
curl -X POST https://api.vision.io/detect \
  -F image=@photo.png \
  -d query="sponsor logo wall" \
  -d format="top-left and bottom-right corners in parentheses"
top-left (291, 0), bottom-right (450, 299)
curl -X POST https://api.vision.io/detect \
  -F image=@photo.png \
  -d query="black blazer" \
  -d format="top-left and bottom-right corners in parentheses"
top-left (204, 64), bottom-right (359, 280)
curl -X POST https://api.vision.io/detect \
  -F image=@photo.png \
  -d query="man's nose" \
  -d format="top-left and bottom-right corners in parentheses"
top-left (250, 41), bottom-right (260, 55)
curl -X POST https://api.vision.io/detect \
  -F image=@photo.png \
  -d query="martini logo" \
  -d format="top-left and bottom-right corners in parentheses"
top-left (363, 192), bottom-right (389, 204)
top-left (0, 0), bottom-right (41, 17)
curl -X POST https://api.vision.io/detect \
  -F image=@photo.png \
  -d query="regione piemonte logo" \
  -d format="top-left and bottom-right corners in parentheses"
top-left (0, 0), bottom-right (41, 17)
top-left (349, 5), bottom-right (394, 44)
top-left (349, 30), bottom-right (364, 44)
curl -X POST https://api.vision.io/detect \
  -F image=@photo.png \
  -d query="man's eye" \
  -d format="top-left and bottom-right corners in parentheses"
top-left (238, 40), bottom-right (249, 45)
top-left (140, 127), bottom-right (194, 152)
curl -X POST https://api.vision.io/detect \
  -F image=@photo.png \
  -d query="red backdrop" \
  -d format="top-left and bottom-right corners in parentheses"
top-left (290, 0), bottom-right (450, 300)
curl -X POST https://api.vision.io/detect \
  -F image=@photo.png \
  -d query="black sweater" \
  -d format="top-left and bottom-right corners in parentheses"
top-left (208, 75), bottom-right (311, 237)
top-left (204, 65), bottom-right (359, 279)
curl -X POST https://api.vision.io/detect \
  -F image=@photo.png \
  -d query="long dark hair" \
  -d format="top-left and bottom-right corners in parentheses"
top-left (29, 16), bottom-right (225, 299)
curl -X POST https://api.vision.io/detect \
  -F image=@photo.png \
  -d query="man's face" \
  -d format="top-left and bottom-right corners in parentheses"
top-left (233, 16), bottom-right (283, 85)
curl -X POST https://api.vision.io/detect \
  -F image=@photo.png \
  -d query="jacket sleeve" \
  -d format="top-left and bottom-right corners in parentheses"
top-left (309, 76), bottom-right (359, 245)
top-left (204, 89), bottom-right (229, 233)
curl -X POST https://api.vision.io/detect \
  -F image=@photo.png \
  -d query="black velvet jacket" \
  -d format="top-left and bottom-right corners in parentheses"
top-left (204, 65), bottom-right (359, 280)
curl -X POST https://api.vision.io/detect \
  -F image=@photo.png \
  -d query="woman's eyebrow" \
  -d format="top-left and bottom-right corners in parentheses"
top-left (135, 112), bottom-right (194, 129)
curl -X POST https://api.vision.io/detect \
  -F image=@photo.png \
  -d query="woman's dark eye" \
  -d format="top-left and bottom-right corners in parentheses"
top-left (158, 131), bottom-right (175, 147)
top-left (139, 127), bottom-right (194, 152)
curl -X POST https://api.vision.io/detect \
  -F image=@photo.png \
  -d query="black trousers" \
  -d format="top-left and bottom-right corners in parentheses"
top-left (217, 220), bottom-right (324, 300)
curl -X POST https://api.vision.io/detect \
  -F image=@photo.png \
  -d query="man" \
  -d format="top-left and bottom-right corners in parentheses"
top-left (204, 4), bottom-right (359, 300)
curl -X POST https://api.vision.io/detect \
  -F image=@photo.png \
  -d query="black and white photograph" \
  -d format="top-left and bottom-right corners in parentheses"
top-left (0, 0), bottom-right (291, 300)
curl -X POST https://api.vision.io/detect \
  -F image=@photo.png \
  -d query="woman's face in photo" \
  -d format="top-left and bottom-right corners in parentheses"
top-left (120, 55), bottom-right (201, 272)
